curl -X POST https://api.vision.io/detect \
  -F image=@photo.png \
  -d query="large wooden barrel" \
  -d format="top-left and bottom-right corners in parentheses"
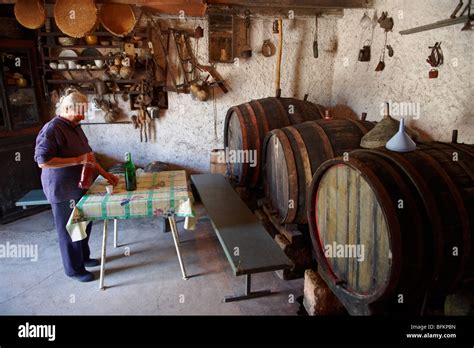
top-left (224, 97), bottom-right (326, 188)
top-left (263, 119), bottom-right (374, 224)
top-left (307, 143), bottom-right (473, 315)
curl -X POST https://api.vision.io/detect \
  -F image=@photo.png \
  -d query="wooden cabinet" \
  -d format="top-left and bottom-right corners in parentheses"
top-left (0, 42), bottom-right (41, 131)
top-left (0, 135), bottom-right (44, 224)
top-left (0, 39), bottom-right (46, 224)
top-left (208, 13), bottom-right (235, 63)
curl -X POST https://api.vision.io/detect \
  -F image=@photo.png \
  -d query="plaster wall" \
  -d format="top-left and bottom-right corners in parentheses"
top-left (82, 15), bottom-right (337, 172)
top-left (330, 0), bottom-right (473, 143)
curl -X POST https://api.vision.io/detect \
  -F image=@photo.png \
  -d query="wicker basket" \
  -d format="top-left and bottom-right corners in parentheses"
top-left (54, 0), bottom-right (98, 38)
top-left (99, 3), bottom-right (136, 37)
top-left (14, 0), bottom-right (46, 30)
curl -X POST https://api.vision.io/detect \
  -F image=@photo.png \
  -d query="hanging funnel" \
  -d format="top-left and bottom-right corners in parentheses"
top-left (360, 102), bottom-right (420, 148)
top-left (385, 118), bottom-right (417, 152)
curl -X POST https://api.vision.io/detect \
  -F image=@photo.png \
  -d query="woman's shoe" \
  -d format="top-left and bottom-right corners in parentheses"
top-left (70, 270), bottom-right (95, 282)
top-left (84, 258), bottom-right (100, 267)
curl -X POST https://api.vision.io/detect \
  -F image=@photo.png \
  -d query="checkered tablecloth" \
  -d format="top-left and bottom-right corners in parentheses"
top-left (66, 170), bottom-right (196, 242)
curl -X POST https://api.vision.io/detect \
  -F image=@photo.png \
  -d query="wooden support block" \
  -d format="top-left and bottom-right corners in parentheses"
top-left (303, 269), bottom-right (345, 316)
top-left (254, 209), bottom-right (278, 238)
top-left (263, 204), bottom-right (304, 244)
top-left (274, 233), bottom-right (312, 280)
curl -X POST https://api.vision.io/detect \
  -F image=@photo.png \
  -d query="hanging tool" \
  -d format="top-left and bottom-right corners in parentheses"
top-left (143, 12), bottom-right (180, 93)
top-left (451, 0), bottom-right (464, 18)
top-left (241, 10), bottom-right (252, 58)
top-left (274, 17), bottom-right (283, 97)
top-left (181, 31), bottom-right (229, 94)
top-left (426, 42), bottom-right (443, 67)
top-left (313, 15), bottom-right (319, 58)
top-left (171, 29), bottom-right (198, 93)
top-left (426, 42), bottom-right (443, 78)
top-left (461, 0), bottom-right (472, 30)
top-left (375, 32), bottom-right (388, 71)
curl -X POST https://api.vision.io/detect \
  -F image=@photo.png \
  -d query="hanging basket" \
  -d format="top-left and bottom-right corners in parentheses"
top-left (54, 0), bottom-right (98, 38)
top-left (14, 0), bottom-right (46, 30)
top-left (99, 3), bottom-right (136, 37)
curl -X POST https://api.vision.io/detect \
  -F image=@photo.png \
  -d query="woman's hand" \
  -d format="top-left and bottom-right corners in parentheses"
top-left (79, 152), bottom-right (96, 167)
top-left (104, 173), bottom-right (119, 186)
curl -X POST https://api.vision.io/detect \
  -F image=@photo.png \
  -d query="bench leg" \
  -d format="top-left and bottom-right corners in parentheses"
top-left (168, 216), bottom-right (188, 280)
top-left (99, 219), bottom-right (108, 290)
top-left (223, 274), bottom-right (271, 302)
top-left (113, 219), bottom-right (118, 248)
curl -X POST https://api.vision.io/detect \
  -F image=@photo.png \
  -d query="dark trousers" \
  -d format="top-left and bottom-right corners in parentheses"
top-left (51, 201), bottom-right (93, 276)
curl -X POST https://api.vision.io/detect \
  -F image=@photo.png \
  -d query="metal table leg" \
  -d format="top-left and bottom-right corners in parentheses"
top-left (168, 215), bottom-right (188, 280)
top-left (99, 219), bottom-right (108, 290)
top-left (113, 219), bottom-right (118, 248)
top-left (223, 274), bottom-right (271, 302)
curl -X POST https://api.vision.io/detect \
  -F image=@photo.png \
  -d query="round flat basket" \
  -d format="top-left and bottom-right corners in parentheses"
top-left (54, 0), bottom-right (98, 38)
top-left (14, 0), bottom-right (46, 30)
top-left (99, 3), bottom-right (136, 37)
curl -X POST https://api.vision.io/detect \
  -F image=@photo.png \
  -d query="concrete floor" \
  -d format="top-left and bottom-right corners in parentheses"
top-left (0, 205), bottom-right (303, 315)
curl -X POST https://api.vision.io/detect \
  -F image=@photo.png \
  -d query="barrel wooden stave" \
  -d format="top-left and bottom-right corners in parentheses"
top-left (263, 119), bottom-right (374, 224)
top-left (224, 97), bottom-right (325, 188)
top-left (308, 144), bottom-right (474, 314)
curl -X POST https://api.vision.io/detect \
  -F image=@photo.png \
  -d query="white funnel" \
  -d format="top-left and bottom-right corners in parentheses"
top-left (385, 118), bottom-right (417, 152)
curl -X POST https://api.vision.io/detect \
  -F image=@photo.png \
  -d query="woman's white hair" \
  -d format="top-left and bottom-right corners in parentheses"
top-left (56, 88), bottom-right (88, 116)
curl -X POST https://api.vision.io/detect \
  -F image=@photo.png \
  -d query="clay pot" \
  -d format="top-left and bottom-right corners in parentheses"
top-left (85, 35), bottom-right (98, 45)
top-left (16, 78), bottom-right (27, 87)
top-left (119, 65), bottom-right (133, 79)
top-left (109, 65), bottom-right (120, 77)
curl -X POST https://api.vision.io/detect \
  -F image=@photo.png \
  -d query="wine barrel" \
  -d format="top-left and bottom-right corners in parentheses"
top-left (307, 143), bottom-right (473, 315)
top-left (224, 98), bottom-right (326, 188)
top-left (209, 149), bottom-right (227, 175)
top-left (263, 119), bottom-right (374, 224)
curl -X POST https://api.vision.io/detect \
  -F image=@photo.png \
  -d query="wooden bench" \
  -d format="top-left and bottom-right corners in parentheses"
top-left (191, 174), bottom-right (293, 302)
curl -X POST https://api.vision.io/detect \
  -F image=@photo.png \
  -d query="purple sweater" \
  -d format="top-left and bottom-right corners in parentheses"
top-left (34, 116), bottom-right (92, 203)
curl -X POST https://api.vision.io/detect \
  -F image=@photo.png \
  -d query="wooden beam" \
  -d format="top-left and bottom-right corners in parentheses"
top-left (1, 0), bottom-right (207, 17)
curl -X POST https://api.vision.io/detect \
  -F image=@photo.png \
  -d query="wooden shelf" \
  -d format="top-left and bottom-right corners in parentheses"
top-left (38, 31), bottom-right (148, 37)
top-left (43, 56), bottom-right (110, 61)
top-left (44, 44), bottom-right (122, 49)
top-left (5, 86), bottom-right (34, 89)
top-left (45, 68), bottom-right (106, 72)
top-left (47, 79), bottom-right (142, 84)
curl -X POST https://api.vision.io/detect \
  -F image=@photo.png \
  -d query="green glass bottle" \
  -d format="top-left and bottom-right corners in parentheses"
top-left (124, 152), bottom-right (137, 191)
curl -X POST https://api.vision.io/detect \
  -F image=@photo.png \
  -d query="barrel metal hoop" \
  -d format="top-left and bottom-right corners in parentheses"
top-left (306, 121), bottom-right (335, 158)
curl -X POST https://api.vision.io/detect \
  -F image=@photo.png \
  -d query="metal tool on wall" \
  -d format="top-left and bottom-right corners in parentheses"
top-left (313, 15), bottom-right (319, 58)
top-left (400, 0), bottom-right (472, 35)
top-left (375, 12), bottom-right (394, 72)
top-left (274, 17), bottom-right (283, 97)
top-left (461, 0), bottom-right (472, 30)
top-left (375, 32), bottom-right (387, 71)
top-left (144, 11), bottom-right (228, 95)
top-left (426, 42), bottom-right (443, 78)
top-left (241, 10), bottom-right (252, 58)
top-left (358, 11), bottom-right (377, 63)
top-left (451, 0), bottom-right (472, 30)
top-left (133, 81), bottom-right (153, 142)
top-left (358, 40), bottom-right (371, 62)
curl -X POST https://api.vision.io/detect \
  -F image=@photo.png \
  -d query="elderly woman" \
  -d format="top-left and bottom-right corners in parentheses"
top-left (34, 89), bottom-right (118, 282)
